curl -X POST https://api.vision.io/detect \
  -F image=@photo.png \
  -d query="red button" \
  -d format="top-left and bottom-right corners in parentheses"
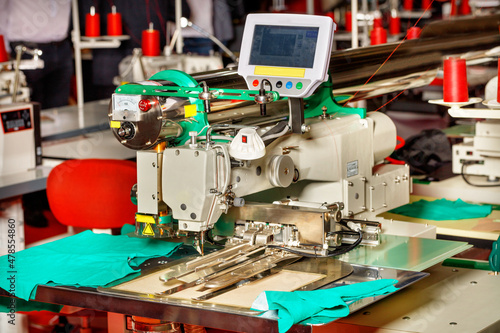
top-left (242, 135), bottom-right (247, 143)
top-left (138, 99), bottom-right (152, 112)
top-left (252, 79), bottom-right (259, 87)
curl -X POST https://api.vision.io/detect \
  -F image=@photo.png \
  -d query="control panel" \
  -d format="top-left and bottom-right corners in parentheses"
top-left (238, 13), bottom-right (335, 98)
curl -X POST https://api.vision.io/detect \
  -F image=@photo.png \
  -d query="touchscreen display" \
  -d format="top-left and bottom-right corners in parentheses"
top-left (249, 25), bottom-right (319, 68)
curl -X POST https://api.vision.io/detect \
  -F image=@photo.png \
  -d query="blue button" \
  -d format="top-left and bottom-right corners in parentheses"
top-left (285, 81), bottom-right (293, 89)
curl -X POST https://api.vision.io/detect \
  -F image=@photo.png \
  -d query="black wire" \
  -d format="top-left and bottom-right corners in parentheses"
top-left (461, 161), bottom-right (500, 187)
top-left (267, 229), bottom-right (363, 258)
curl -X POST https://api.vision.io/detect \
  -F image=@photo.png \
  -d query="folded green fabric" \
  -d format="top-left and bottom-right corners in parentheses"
top-left (0, 230), bottom-right (181, 300)
top-left (389, 198), bottom-right (492, 220)
top-left (0, 296), bottom-right (63, 313)
top-left (251, 279), bottom-right (398, 333)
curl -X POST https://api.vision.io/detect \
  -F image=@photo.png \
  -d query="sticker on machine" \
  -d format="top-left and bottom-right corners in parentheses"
top-left (347, 160), bottom-right (358, 178)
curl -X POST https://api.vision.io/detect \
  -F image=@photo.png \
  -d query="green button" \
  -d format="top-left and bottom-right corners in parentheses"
top-left (296, 82), bottom-right (303, 90)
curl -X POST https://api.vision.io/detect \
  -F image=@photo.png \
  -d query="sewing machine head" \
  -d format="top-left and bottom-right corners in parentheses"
top-left (109, 14), bottom-right (410, 255)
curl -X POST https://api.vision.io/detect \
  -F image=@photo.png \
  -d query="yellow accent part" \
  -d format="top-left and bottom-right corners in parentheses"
top-left (136, 214), bottom-right (155, 224)
top-left (184, 104), bottom-right (197, 118)
top-left (110, 120), bottom-right (121, 129)
top-left (142, 223), bottom-right (155, 236)
top-left (254, 66), bottom-right (306, 78)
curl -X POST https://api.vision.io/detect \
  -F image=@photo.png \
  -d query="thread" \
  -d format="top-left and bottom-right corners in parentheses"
top-left (371, 27), bottom-right (387, 45)
top-left (142, 23), bottom-right (160, 56)
top-left (443, 57), bottom-right (468, 103)
top-left (85, 6), bottom-right (100, 37)
top-left (373, 17), bottom-right (383, 28)
top-left (407, 27), bottom-right (421, 40)
top-left (403, 0), bottom-right (413, 11)
top-left (0, 35), bottom-right (8, 62)
top-left (107, 6), bottom-right (122, 36)
top-left (389, 16), bottom-right (400, 35)
top-left (345, 11), bottom-right (352, 32)
top-left (497, 58), bottom-right (500, 103)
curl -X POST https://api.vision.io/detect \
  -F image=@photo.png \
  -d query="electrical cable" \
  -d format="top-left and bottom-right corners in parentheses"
top-left (266, 227), bottom-right (363, 258)
top-left (461, 161), bottom-right (500, 187)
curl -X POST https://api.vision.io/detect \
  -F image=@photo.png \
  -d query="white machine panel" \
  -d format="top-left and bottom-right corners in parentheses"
top-left (0, 103), bottom-right (41, 176)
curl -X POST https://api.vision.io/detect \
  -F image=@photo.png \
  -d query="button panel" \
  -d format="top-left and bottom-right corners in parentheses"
top-left (246, 77), bottom-right (312, 98)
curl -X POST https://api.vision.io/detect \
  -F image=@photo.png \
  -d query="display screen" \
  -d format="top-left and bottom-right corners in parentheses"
top-left (249, 25), bottom-right (319, 68)
top-left (1, 108), bottom-right (32, 133)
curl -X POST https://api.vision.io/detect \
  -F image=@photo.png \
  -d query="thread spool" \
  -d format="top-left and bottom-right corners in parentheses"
top-left (85, 6), bottom-right (100, 37)
top-left (0, 35), bottom-right (8, 62)
top-left (407, 27), bottom-right (421, 40)
top-left (373, 11), bottom-right (382, 28)
top-left (142, 23), bottom-right (160, 56)
top-left (345, 11), bottom-right (352, 32)
top-left (107, 6), bottom-right (122, 36)
top-left (422, 0), bottom-right (432, 9)
top-left (371, 27), bottom-right (387, 45)
top-left (460, 0), bottom-right (471, 15)
top-left (497, 58), bottom-right (500, 103)
top-left (403, 0), bottom-right (413, 11)
top-left (450, 0), bottom-right (458, 16)
top-left (325, 11), bottom-right (335, 22)
top-left (389, 15), bottom-right (400, 35)
top-left (443, 57), bottom-right (468, 103)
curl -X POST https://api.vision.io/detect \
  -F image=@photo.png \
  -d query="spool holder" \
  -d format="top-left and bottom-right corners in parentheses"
top-left (429, 97), bottom-right (500, 119)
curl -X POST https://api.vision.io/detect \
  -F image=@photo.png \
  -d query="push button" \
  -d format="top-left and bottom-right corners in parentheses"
top-left (286, 81), bottom-right (293, 89)
top-left (296, 82), bottom-right (303, 90)
top-left (276, 81), bottom-right (283, 88)
top-left (252, 79), bottom-right (259, 87)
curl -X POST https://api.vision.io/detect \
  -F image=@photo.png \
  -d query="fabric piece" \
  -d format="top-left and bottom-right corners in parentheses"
top-left (0, 230), bottom-right (181, 300)
top-left (389, 198), bottom-right (492, 220)
top-left (0, 297), bottom-right (62, 313)
top-left (251, 279), bottom-right (398, 333)
top-left (121, 223), bottom-right (136, 235)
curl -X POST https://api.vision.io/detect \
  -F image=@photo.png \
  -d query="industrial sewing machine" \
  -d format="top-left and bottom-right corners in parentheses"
top-left (109, 13), bottom-right (411, 256)
top-left (105, 14), bottom-right (422, 304)
top-left (101, 14), bottom-right (500, 331)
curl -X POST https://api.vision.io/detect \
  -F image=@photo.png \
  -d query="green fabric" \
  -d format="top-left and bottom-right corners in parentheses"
top-left (120, 223), bottom-right (136, 235)
top-left (0, 230), bottom-right (181, 301)
top-left (251, 279), bottom-right (398, 333)
top-left (0, 296), bottom-right (63, 313)
top-left (389, 198), bottom-right (492, 220)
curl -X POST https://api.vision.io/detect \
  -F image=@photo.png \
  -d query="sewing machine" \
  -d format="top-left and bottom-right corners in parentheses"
top-left (0, 103), bottom-right (42, 176)
top-left (109, 13), bottom-right (413, 254)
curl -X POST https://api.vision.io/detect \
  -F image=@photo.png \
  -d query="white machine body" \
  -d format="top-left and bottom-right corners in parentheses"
top-left (452, 120), bottom-right (500, 180)
top-left (0, 103), bottom-right (42, 176)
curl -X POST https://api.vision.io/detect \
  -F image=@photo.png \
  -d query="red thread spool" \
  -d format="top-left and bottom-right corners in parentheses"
top-left (496, 58), bottom-right (500, 103)
top-left (345, 11), bottom-right (352, 32)
top-left (403, 0), bottom-right (413, 11)
top-left (373, 17), bottom-right (383, 28)
top-left (142, 25), bottom-right (160, 57)
top-left (371, 27), bottom-right (387, 45)
top-left (460, 0), bottom-right (471, 15)
top-left (0, 35), bottom-right (8, 62)
top-left (407, 27), bottom-right (421, 40)
top-left (107, 6), bottom-right (122, 36)
top-left (389, 16), bottom-right (400, 35)
top-left (450, 0), bottom-right (458, 16)
top-left (85, 7), bottom-right (100, 37)
top-left (443, 57), bottom-right (469, 103)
